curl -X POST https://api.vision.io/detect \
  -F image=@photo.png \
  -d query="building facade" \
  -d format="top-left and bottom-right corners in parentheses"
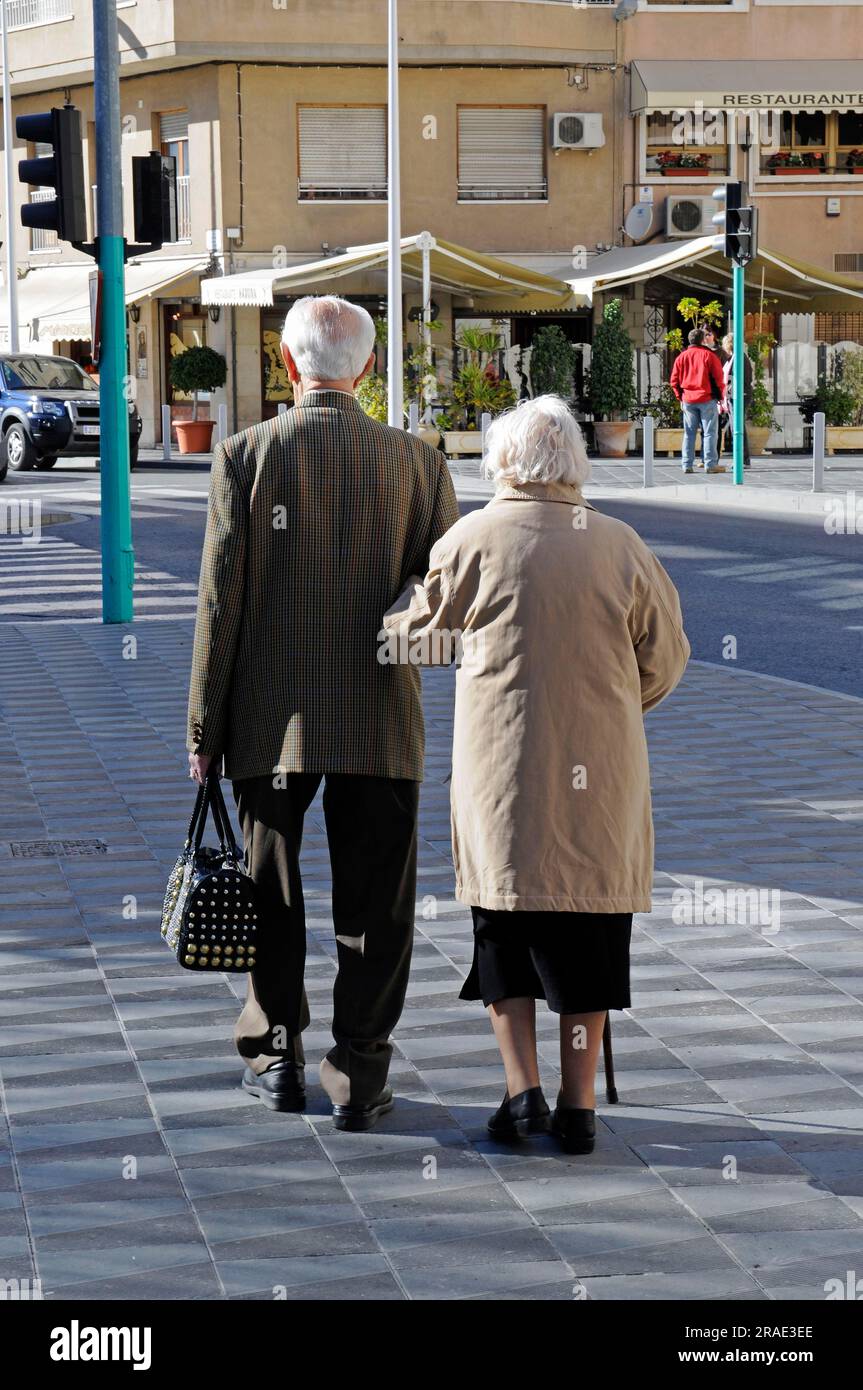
top-left (1, 0), bottom-right (861, 443)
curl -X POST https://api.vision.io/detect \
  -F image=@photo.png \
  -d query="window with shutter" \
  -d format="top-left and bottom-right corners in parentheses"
top-left (457, 107), bottom-right (547, 202)
top-left (298, 106), bottom-right (388, 201)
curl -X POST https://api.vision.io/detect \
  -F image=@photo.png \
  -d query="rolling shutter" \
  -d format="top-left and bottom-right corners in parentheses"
top-left (159, 111), bottom-right (189, 144)
top-left (458, 107), bottom-right (546, 201)
top-left (298, 106), bottom-right (387, 199)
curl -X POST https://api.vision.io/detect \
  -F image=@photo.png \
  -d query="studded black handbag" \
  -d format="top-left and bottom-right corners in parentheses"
top-left (161, 778), bottom-right (260, 973)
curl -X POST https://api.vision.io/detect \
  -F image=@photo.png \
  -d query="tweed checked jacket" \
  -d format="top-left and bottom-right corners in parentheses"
top-left (187, 390), bottom-right (459, 781)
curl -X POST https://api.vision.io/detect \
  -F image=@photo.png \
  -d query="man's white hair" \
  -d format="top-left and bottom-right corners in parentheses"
top-left (483, 394), bottom-right (591, 488)
top-left (282, 295), bottom-right (376, 383)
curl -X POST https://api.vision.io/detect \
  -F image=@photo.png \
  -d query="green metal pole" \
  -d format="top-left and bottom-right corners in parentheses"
top-left (94, 0), bottom-right (133, 622)
top-left (732, 260), bottom-right (745, 486)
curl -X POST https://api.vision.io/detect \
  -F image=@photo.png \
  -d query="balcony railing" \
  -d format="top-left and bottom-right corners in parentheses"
top-left (7, 0), bottom-right (74, 30)
top-left (176, 173), bottom-right (191, 241)
top-left (29, 189), bottom-right (59, 252)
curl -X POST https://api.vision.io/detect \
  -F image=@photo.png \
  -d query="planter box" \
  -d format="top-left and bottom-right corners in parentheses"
top-left (770, 166), bottom-right (824, 175)
top-left (655, 427), bottom-right (685, 456)
top-left (660, 167), bottom-right (709, 177)
top-left (826, 425), bottom-right (863, 454)
top-left (444, 430), bottom-right (483, 456)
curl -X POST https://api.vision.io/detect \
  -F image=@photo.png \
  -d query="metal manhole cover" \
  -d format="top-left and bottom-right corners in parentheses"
top-left (9, 839), bottom-right (108, 859)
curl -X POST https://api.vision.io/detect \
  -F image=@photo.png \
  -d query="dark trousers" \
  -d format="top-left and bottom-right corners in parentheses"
top-left (720, 414), bottom-right (751, 465)
top-left (232, 773), bottom-right (419, 1103)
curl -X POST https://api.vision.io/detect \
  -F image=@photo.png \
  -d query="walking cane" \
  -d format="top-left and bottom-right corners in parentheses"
top-left (602, 1015), bottom-right (619, 1105)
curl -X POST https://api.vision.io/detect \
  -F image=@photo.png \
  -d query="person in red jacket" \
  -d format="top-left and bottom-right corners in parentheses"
top-left (669, 328), bottom-right (726, 475)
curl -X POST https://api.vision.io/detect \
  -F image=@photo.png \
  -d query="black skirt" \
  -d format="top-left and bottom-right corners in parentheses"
top-left (459, 907), bottom-right (632, 1014)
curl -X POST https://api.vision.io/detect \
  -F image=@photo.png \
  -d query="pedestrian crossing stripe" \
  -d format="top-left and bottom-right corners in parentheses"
top-left (0, 534), bottom-right (198, 623)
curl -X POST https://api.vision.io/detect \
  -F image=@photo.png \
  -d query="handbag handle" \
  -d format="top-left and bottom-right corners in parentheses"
top-left (185, 777), bottom-right (240, 860)
top-left (207, 778), bottom-right (243, 862)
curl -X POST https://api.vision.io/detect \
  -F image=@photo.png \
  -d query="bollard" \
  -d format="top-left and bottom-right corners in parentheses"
top-left (481, 411), bottom-right (492, 465)
top-left (812, 410), bottom-right (825, 492)
top-left (217, 403), bottom-right (228, 444)
top-left (642, 415), bottom-right (655, 489)
top-left (277, 402), bottom-right (288, 416)
top-left (408, 401), bottom-right (420, 435)
top-left (161, 404), bottom-right (172, 461)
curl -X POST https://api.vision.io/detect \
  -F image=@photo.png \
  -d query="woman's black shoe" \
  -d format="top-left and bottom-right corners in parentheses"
top-left (487, 1086), bottom-right (551, 1138)
top-left (552, 1102), bottom-right (596, 1154)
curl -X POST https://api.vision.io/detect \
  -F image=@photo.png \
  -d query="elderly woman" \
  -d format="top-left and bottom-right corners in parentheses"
top-left (383, 395), bottom-right (689, 1154)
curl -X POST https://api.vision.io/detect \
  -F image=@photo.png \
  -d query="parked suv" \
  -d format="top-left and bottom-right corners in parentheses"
top-left (0, 353), bottom-right (142, 480)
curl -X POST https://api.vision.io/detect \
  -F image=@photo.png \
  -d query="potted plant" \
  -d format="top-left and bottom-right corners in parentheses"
top-left (767, 151), bottom-right (825, 176)
top-left (745, 333), bottom-right (780, 455)
top-left (589, 298), bottom-right (635, 457)
top-left (168, 346), bottom-right (227, 454)
top-left (442, 324), bottom-right (515, 456)
top-left (529, 324), bottom-right (578, 399)
top-left (846, 149), bottom-right (863, 174)
top-left (644, 383), bottom-right (684, 456)
top-left (655, 150), bottom-right (711, 177)
top-left (799, 349), bottom-right (863, 452)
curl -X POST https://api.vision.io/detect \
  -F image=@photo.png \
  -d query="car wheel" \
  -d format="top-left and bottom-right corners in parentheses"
top-left (5, 422), bottom-right (36, 471)
top-left (35, 455), bottom-right (58, 471)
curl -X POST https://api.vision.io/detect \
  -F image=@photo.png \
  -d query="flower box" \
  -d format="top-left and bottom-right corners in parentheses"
top-left (661, 168), bottom-right (707, 178)
top-left (826, 425), bottom-right (863, 455)
top-left (443, 430), bottom-right (483, 456)
top-left (770, 166), bottom-right (824, 176)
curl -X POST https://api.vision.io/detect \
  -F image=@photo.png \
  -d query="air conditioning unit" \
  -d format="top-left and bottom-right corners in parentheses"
top-left (665, 195), bottom-right (719, 238)
top-left (552, 112), bottom-right (605, 150)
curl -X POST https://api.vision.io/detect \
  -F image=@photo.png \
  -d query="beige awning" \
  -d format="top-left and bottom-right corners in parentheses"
top-left (569, 237), bottom-right (863, 314)
top-left (631, 60), bottom-right (863, 114)
top-left (200, 233), bottom-right (578, 312)
top-left (0, 255), bottom-right (209, 345)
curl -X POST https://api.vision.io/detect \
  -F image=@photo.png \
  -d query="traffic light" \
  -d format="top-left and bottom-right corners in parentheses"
top-left (712, 181), bottom-right (758, 267)
top-left (17, 106), bottom-right (87, 245)
top-left (132, 152), bottom-right (177, 249)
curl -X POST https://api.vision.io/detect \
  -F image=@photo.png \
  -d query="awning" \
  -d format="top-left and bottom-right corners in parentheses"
top-left (0, 255), bottom-right (209, 345)
top-left (200, 233), bottom-right (577, 313)
top-left (631, 60), bottom-right (863, 114)
top-left (569, 237), bottom-right (863, 314)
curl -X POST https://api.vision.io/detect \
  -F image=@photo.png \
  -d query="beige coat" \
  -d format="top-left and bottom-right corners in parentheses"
top-left (383, 482), bottom-right (690, 913)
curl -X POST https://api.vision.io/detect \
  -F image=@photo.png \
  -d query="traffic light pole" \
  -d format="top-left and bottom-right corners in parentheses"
top-left (732, 261), bottom-right (745, 486)
top-left (94, 0), bottom-right (134, 623)
top-left (1, 0), bottom-right (19, 352)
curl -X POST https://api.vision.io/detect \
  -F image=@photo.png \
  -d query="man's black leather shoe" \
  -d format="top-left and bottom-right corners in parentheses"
top-left (487, 1086), bottom-right (551, 1138)
top-left (552, 1102), bottom-right (596, 1154)
top-left (331, 1085), bottom-right (394, 1132)
top-left (242, 1060), bottom-right (306, 1112)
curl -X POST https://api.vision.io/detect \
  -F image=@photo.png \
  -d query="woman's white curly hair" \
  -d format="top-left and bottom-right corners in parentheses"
top-left (483, 394), bottom-right (591, 488)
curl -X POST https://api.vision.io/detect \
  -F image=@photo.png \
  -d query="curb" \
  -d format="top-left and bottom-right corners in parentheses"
top-left (584, 483), bottom-right (842, 517)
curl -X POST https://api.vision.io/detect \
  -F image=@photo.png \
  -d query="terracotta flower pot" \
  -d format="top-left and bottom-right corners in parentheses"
top-left (661, 167), bottom-right (709, 177)
top-left (746, 424), bottom-right (771, 456)
top-left (770, 166), bottom-right (822, 176)
top-left (594, 420), bottom-right (633, 458)
top-left (175, 419), bottom-right (215, 455)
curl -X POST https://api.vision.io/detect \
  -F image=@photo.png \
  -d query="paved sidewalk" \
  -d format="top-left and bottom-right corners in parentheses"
top-left (450, 453), bottom-right (863, 516)
top-left (1, 622), bottom-right (863, 1300)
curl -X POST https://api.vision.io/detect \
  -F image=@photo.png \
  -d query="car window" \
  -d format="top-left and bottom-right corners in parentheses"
top-left (1, 357), bottom-right (97, 392)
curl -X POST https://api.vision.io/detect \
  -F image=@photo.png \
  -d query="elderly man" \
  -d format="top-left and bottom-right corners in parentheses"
top-left (187, 295), bottom-right (459, 1130)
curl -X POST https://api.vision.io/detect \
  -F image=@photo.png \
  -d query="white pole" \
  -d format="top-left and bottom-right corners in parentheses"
top-left (386, 0), bottom-right (403, 427)
top-left (217, 402), bottom-right (228, 442)
top-left (1, 0), bottom-right (19, 352)
top-left (812, 410), bottom-right (825, 492)
top-left (162, 402), bottom-right (172, 460)
top-left (408, 400), bottom-right (419, 435)
top-left (642, 415), bottom-right (654, 488)
top-left (418, 230), bottom-right (434, 418)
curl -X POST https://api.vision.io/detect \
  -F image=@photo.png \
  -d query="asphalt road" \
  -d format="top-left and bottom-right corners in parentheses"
top-left (4, 457), bottom-right (862, 698)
